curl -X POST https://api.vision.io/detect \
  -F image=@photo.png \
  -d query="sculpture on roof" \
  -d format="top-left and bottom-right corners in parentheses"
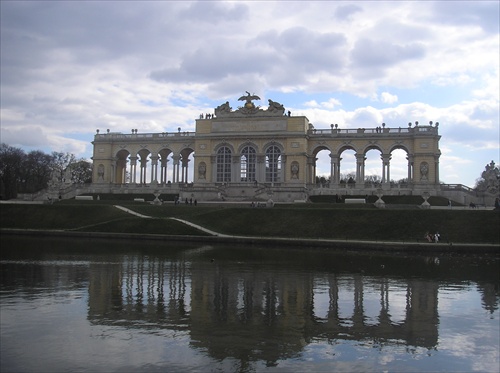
top-left (238, 91), bottom-right (261, 110)
top-left (213, 92), bottom-right (285, 118)
top-left (268, 99), bottom-right (285, 115)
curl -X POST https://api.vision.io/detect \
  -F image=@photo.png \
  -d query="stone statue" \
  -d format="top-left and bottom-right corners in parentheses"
top-left (268, 99), bottom-right (285, 115)
top-left (478, 160), bottom-right (499, 194)
top-left (214, 101), bottom-right (232, 116)
top-left (291, 162), bottom-right (299, 179)
top-left (238, 91), bottom-right (261, 110)
top-left (198, 162), bottom-right (207, 179)
top-left (420, 162), bottom-right (429, 181)
top-left (97, 164), bottom-right (105, 181)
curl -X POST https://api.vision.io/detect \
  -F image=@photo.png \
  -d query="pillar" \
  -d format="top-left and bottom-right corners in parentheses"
top-left (355, 153), bottom-right (366, 185)
top-left (407, 154), bottom-right (414, 183)
top-left (129, 156), bottom-right (137, 184)
top-left (150, 155), bottom-right (159, 183)
top-left (381, 154), bottom-right (392, 184)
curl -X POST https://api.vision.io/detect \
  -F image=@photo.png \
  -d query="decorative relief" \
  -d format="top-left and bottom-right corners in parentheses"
top-left (291, 162), bottom-right (299, 179)
top-left (420, 161), bottom-right (429, 181)
top-left (198, 162), bottom-right (207, 179)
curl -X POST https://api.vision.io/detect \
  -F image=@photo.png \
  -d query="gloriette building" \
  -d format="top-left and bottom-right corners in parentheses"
top-left (90, 93), bottom-right (443, 202)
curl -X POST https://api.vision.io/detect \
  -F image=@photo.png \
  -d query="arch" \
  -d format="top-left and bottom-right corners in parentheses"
top-left (158, 148), bottom-right (173, 184)
top-left (237, 141), bottom-right (259, 154)
top-left (364, 148), bottom-right (383, 185)
top-left (338, 148), bottom-right (357, 184)
top-left (389, 147), bottom-right (411, 184)
top-left (216, 146), bottom-right (232, 183)
top-left (214, 142), bottom-right (235, 154)
top-left (137, 148), bottom-right (152, 184)
top-left (240, 145), bottom-right (257, 182)
top-left (179, 147), bottom-right (195, 183)
top-left (115, 149), bottom-right (131, 184)
top-left (311, 145), bottom-right (332, 185)
top-left (263, 141), bottom-right (284, 153)
top-left (265, 145), bottom-right (282, 183)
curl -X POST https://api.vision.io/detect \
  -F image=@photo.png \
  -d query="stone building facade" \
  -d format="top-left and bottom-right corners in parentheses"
top-left (91, 94), bottom-right (442, 202)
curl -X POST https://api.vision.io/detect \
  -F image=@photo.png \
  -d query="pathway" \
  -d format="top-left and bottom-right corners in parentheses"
top-left (114, 205), bottom-right (227, 237)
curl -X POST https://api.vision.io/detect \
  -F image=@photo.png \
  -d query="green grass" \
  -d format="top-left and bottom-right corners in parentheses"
top-left (1, 201), bottom-right (499, 244)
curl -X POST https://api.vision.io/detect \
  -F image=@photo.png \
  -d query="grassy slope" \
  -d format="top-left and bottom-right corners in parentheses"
top-left (1, 202), bottom-right (499, 244)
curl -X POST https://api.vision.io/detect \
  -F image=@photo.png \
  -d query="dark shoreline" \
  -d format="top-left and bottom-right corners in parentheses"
top-left (2, 229), bottom-right (499, 254)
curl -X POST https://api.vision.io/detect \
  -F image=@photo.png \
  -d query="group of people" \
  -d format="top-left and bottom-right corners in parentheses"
top-left (174, 196), bottom-right (197, 206)
top-left (424, 231), bottom-right (441, 243)
top-left (199, 113), bottom-right (215, 119)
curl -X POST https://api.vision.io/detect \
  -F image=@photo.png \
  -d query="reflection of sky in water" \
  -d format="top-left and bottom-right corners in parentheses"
top-left (1, 247), bottom-right (499, 373)
top-left (438, 286), bottom-right (499, 372)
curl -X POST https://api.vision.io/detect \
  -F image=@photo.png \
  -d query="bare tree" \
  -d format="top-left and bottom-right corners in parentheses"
top-left (0, 143), bottom-right (25, 199)
top-left (21, 150), bottom-right (53, 193)
top-left (69, 159), bottom-right (93, 184)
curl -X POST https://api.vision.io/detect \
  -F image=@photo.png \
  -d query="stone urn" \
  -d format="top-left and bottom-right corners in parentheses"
top-left (153, 191), bottom-right (162, 205)
top-left (374, 189), bottom-right (385, 208)
top-left (421, 191), bottom-right (431, 209)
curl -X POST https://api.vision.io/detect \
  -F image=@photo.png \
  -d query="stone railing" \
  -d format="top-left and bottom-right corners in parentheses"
top-left (93, 131), bottom-right (196, 141)
top-left (440, 184), bottom-right (475, 193)
top-left (308, 126), bottom-right (438, 136)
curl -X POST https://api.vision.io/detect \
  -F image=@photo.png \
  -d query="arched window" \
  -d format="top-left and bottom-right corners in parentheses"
top-left (240, 146), bottom-right (256, 182)
top-left (265, 145), bottom-right (281, 182)
top-left (216, 146), bottom-right (232, 182)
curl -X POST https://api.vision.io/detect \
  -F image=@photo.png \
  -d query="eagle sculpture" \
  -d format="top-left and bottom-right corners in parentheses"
top-left (238, 91), bottom-right (261, 110)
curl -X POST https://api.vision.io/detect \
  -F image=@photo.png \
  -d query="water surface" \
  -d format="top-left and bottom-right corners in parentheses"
top-left (1, 235), bottom-right (498, 372)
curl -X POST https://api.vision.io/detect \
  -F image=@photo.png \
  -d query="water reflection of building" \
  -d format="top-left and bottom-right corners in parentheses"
top-left (86, 254), bottom-right (448, 367)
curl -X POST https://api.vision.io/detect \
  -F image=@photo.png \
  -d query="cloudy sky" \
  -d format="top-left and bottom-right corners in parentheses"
top-left (1, 1), bottom-right (498, 187)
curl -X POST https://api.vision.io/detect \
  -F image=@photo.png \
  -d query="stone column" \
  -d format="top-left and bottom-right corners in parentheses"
top-left (160, 157), bottom-right (169, 184)
top-left (232, 155), bottom-right (240, 183)
top-left (172, 155), bottom-right (180, 183)
top-left (381, 154), bottom-right (391, 184)
top-left (256, 155), bottom-right (265, 183)
top-left (281, 155), bottom-right (287, 182)
top-left (150, 155), bottom-right (159, 183)
top-left (407, 154), bottom-right (414, 182)
top-left (139, 157), bottom-right (148, 184)
top-left (434, 154), bottom-right (440, 184)
top-left (210, 155), bottom-right (217, 183)
top-left (306, 157), bottom-right (314, 184)
top-left (129, 156), bottom-right (137, 184)
top-left (355, 153), bottom-right (366, 185)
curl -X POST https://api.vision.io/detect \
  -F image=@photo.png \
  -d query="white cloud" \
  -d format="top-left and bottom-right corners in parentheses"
top-left (380, 92), bottom-right (398, 104)
top-left (0, 1), bottom-right (497, 186)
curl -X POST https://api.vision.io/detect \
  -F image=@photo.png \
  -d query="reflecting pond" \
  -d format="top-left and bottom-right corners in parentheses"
top-left (1, 235), bottom-right (499, 372)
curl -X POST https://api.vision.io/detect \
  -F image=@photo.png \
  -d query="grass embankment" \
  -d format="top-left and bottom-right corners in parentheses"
top-left (1, 201), bottom-right (499, 244)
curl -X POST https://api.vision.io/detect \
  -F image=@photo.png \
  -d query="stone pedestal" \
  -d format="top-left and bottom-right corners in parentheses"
top-left (421, 191), bottom-right (431, 209)
top-left (374, 189), bottom-right (385, 208)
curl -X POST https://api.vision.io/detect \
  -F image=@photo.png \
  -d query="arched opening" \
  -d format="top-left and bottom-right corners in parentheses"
top-left (115, 149), bottom-right (130, 184)
top-left (137, 149), bottom-right (151, 184)
top-left (159, 148), bottom-right (173, 184)
top-left (313, 147), bottom-right (331, 185)
top-left (180, 148), bottom-right (194, 183)
top-left (265, 145), bottom-right (282, 183)
top-left (390, 148), bottom-right (409, 185)
top-left (364, 148), bottom-right (383, 186)
top-left (338, 148), bottom-right (356, 186)
top-left (216, 146), bottom-right (232, 183)
top-left (240, 146), bottom-right (256, 182)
